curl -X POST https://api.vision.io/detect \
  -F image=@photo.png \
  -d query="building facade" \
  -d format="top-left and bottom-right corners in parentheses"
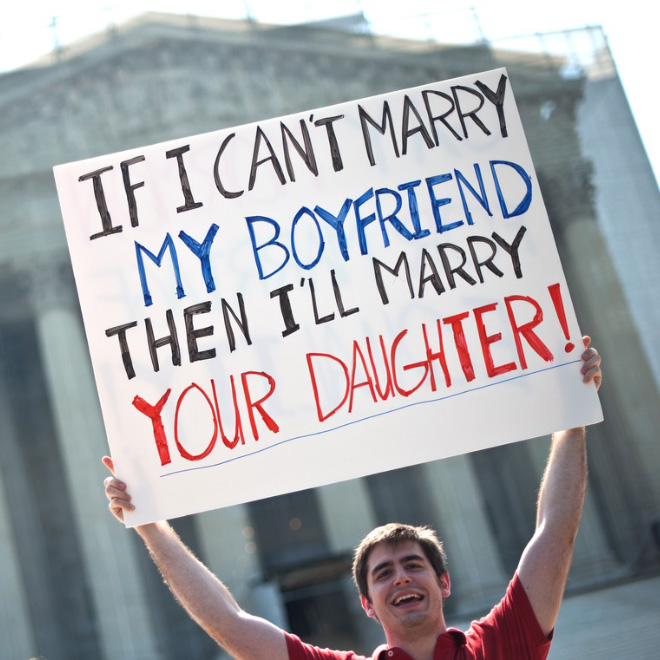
top-left (0, 13), bottom-right (659, 660)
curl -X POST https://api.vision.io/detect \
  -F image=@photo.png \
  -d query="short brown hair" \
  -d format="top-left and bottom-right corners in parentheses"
top-left (352, 523), bottom-right (448, 600)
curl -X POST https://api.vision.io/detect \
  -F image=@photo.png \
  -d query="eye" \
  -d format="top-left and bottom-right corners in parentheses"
top-left (376, 569), bottom-right (391, 581)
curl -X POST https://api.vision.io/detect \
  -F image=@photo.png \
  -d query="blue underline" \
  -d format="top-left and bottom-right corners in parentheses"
top-left (160, 358), bottom-right (580, 478)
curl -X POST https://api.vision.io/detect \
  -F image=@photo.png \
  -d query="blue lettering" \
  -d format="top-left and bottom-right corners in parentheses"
top-left (178, 223), bottom-right (220, 293)
top-left (135, 234), bottom-right (185, 307)
top-left (354, 188), bottom-right (376, 255)
top-left (397, 180), bottom-right (430, 239)
top-left (455, 164), bottom-right (492, 226)
top-left (245, 216), bottom-right (290, 280)
top-left (315, 199), bottom-right (353, 262)
top-left (490, 160), bottom-right (532, 218)
top-left (291, 207), bottom-right (325, 270)
top-left (375, 187), bottom-right (414, 248)
top-left (426, 173), bottom-right (463, 233)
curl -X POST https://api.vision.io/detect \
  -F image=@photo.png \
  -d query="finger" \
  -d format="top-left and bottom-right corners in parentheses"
top-left (109, 495), bottom-right (135, 512)
top-left (103, 475), bottom-right (127, 492)
top-left (582, 335), bottom-right (591, 351)
top-left (582, 365), bottom-right (601, 383)
top-left (109, 503), bottom-right (124, 523)
top-left (581, 351), bottom-right (601, 373)
top-left (102, 455), bottom-right (115, 475)
top-left (108, 498), bottom-right (134, 523)
top-left (105, 483), bottom-right (132, 502)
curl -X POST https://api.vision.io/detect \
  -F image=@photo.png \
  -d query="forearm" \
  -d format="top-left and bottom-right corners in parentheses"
top-left (536, 426), bottom-right (587, 541)
top-left (136, 522), bottom-right (241, 638)
top-left (135, 522), bottom-right (285, 660)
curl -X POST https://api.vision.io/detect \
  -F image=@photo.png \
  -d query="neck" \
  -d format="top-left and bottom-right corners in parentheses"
top-left (385, 620), bottom-right (448, 660)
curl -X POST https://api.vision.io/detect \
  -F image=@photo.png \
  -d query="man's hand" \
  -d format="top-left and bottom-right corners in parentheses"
top-left (102, 456), bottom-right (135, 523)
top-left (580, 336), bottom-right (602, 391)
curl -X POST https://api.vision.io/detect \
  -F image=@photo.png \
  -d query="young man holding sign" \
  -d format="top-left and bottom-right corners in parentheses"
top-left (103, 338), bottom-right (601, 660)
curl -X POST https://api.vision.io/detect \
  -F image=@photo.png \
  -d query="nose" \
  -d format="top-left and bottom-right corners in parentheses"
top-left (393, 566), bottom-right (411, 586)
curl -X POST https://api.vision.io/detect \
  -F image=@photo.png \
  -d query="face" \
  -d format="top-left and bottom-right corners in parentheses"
top-left (361, 540), bottom-right (450, 639)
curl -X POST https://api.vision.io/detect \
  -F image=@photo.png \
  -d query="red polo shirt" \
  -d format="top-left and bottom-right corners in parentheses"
top-left (285, 574), bottom-right (551, 660)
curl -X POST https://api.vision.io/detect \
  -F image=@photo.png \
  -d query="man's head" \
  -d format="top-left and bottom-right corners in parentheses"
top-left (352, 523), bottom-right (448, 601)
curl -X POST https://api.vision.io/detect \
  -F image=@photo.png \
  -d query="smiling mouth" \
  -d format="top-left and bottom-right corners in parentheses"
top-left (392, 594), bottom-right (423, 606)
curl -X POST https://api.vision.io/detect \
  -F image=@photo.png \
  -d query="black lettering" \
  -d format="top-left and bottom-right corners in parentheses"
top-left (422, 90), bottom-right (462, 143)
top-left (249, 127), bottom-right (286, 191)
top-left (467, 236), bottom-right (503, 283)
top-left (214, 133), bottom-right (244, 199)
top-left (79, 166), bottom-right (121, 240)
top-left (437, 243), bottom-right (477, 288)
top-left (331, 269), bottom-right (359, 317)
top-left (451, 86), bottom-right (490, 138)
top-left (105, 321), bottom-right (137, 379)
top-left (313, 114), bottom-right (345, 172)
top-left (418, 248), bottom-right (445, 298)
top-left (401, 94), bottom-right (434, 155)
top-left (358, 101), bottom-right (400, 167)
top-left (184, 301), bottom-right (216, 362)
top-left (120, 156), bottom-right (146, 228)
top-left (373, 252), bottom-right (413, 305)
top-left (145, 309), bottom-right (181, 372)
top-left (492, 226), bottom-right (527, 278)
top-left (221, 293), bottom-right (252, 352)
top-left (281, 120), bottom-right (318, 181)
top-left (270, 284), bottom-right (300, 337)
top-left (166, 145), bottom-right (204, 212)
top-left (475, 74), bottom-right (509, 138)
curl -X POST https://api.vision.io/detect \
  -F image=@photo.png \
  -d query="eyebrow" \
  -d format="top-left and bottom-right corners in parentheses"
top-left (370, 553), bottom-right (426, 577)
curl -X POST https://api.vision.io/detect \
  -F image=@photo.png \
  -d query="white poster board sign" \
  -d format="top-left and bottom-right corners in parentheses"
top-left (54, 68), bottom-right (602, 526)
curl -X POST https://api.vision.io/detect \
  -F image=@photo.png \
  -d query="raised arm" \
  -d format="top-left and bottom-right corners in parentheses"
top-left (102, 457), bottom-right (288, 660)
top-left (516, 337), bottom-right (601, 637)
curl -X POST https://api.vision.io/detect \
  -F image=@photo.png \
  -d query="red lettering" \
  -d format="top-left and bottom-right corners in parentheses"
top-left (174, 383), bottom-right (218, 461)
top-left (132, 389), bottom-right (172, 466)
top-left (241, 371), bottom-right (280, 440)
top-left (390, 329), bottom-right (429, 397)
top-left (473, 302), bottom-right (516, 377)
top-left (365, 335), bottom-right (394, 400)
top-left (211, 376), bottom-right (245, 449)
top-left (504, 295), bottom-right (553, 368)
top-left (349, 341), bottom-right (377, 412)
top-left (306, 352), bottom-right (350, 422)
top-left (422, 320), bottom-right (451, 389)
top-left (443, 311), bottom-right (475, 381)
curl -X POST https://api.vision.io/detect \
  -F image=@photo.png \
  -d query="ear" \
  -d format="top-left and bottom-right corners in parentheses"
top-left (361, 594), bottom-right (376, 618)
top-left (440, 572), bottom-right (451, 598)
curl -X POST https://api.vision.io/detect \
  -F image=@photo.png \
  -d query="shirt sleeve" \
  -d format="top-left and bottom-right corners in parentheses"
top-left (463, 573), bottom-right (552, 660)
top-left (285, 632), bottom-right (368, 660)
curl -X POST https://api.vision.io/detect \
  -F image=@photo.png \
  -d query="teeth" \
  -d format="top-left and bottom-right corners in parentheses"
top-left (394, 594), bottom-right (420, 605)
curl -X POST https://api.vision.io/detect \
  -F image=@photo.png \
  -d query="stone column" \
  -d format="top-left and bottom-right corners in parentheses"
top-left (423, 456), bottom-right (508, 612)
top-left (526, 436), bottom-right (622, 588)
top-left (0, 377), bottom-right (36, 659)
top-left (26, 260), bottom-right (161, 660)
top-left (555, 214), bottom-right (660, 562)
top-left (195, 505), bottom-right (282, 619)
top-left (317, 479), bottom-right (384, 651)
top-left (317, 479), bottom-right (378, 554)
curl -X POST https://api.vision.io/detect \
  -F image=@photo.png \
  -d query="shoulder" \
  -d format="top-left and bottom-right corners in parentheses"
top-left (285, 632), bottom-right (370, 660)
top-left (463, 574), bottom-right (551, 659)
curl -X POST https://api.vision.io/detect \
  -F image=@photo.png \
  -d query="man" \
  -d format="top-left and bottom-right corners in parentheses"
top-left (104, 337), bottom-right (602, 660)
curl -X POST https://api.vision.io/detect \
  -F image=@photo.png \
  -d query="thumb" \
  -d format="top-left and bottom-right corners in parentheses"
top-left (102, 455), bottom-right (115, 475)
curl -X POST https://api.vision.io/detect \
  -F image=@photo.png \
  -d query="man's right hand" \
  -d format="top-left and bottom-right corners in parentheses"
top-left (102, 456), bottom-right (135, 523)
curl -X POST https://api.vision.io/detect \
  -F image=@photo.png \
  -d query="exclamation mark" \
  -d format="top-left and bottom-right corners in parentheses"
top-left (548, 283), bottom-right (575, 353)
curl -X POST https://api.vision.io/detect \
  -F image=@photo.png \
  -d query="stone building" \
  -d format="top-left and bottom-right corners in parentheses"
top-left (0, 12), bottom-right (659, 660)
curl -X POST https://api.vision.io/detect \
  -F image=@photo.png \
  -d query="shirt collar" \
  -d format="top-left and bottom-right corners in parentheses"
top-left (373, 629), bottom-right (467, 660)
